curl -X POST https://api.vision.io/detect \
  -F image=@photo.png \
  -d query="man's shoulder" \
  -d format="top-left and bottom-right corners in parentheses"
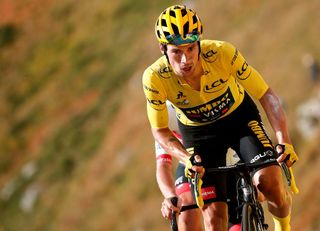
top-left (143, 56), bottom-right (173, 82)
top-left (200, 39), bottom-right (235, 53)
top-left (148, 55), bottom-right (169, 71)
top-left (200, 40), bottom-right (237, 65)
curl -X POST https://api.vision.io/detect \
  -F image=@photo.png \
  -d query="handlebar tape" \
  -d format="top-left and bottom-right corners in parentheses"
top-left (276, 144), bottom-right (299, 194)
top-left (194, 173), bottom-right (204, 208)
top-left (288, 167), bottom-right (299, 194)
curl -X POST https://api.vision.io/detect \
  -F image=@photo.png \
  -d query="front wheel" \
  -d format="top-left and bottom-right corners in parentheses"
top-left (241, 203), bottom-right (260, 231)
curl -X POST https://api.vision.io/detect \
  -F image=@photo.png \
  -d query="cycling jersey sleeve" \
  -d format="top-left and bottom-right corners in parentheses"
top-left (142, 67), bottom-right (169, 128)
top-left (222, 42), bottom-right (269, 99)
top-left (155, 141), bottom-right (172, 164)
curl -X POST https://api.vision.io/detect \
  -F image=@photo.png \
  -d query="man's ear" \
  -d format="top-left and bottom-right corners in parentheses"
top-left (159, 43), bottom-right (165, 54)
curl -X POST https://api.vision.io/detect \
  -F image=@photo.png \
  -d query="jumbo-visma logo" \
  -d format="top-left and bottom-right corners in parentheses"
top-left (247, 120), bottom-right (272, 148)
top-left (180, 88), bottom-right (235, 123)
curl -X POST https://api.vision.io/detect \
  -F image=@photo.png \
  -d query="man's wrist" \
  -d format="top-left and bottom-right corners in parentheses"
top-left (164, 193), bottom-right (177, 199)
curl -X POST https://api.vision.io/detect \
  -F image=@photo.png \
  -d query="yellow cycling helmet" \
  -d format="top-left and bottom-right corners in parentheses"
top-left (155, 5), bottom-right (203, 46)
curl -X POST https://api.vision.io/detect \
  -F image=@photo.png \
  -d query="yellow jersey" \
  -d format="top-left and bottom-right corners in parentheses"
top-left (142, 40), bottom-right (269, 128)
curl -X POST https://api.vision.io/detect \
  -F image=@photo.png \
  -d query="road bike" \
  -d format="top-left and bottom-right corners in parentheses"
top-left (170, 155), bottom-right (298, 231)
top-left (204, 160), bottom-right (273, 231)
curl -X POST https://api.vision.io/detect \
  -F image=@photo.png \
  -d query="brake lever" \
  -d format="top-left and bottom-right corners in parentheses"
top-left (275, 144), bottom-right (291, 184)
top-left (275, 144), bottom-right (299, 194)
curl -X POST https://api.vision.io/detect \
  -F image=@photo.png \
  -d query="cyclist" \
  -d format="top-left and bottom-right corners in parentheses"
top-left (156, 101), bottom-right (241, 230)
top-left (142, 5), bottom-right (298, 231)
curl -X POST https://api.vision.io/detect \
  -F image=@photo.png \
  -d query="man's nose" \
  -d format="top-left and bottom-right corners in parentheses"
top-left (181, 53), bottom-right (188, 63)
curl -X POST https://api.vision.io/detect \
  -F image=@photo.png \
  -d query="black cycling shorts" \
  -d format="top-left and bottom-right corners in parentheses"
top-left (175, 162), bottom-right (241, 225)
top-left (178, 93), bottom-right (278, 203)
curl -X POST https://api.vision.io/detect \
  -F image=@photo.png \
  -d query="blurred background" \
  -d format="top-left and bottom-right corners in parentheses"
top-left (0, 0), bottom-right (319, 230)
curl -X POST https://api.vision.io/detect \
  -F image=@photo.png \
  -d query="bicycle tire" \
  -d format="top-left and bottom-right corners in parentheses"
top-left (241, 203), bottom-right (259, 231)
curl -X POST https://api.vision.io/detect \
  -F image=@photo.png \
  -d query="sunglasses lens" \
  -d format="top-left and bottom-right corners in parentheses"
top-left (166, 33), bottom-right (200, 46)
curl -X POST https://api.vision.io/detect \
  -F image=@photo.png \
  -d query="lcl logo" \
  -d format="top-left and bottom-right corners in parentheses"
top-left (202, 50), bottom-right (217, 63)
top-left (236, 61), bottom-right (251, 80)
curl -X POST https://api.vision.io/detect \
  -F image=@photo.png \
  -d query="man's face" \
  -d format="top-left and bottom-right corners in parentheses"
top-left (165, 42), bottom-right (200, 78)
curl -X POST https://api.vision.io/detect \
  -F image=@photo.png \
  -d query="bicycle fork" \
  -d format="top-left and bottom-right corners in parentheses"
top-left (239, 177), bottom-right (268, 230)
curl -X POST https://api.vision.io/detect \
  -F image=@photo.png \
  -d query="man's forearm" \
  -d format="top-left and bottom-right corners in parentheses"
top-left (259, 88), bottom-right (292, 144)
top-left (156, 163), bottom-right (177, 198)
top-left (152, 127), bottom-right (190, 163)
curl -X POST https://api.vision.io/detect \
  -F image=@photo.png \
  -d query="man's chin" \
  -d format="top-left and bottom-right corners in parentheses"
top-left (178, 68), bottom-right (192, 75)
top-left (179, 71), bottom-right (193, 78)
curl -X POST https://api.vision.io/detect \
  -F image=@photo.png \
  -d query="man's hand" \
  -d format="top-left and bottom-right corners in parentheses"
top-left (184, 155), bottom-right (205, 208)
top-left (184, 155), bottom-right (205, 179)
top-left (276, 143), bottom-right (299, 167)
top-left (160, 196), bottom-right (181, 220)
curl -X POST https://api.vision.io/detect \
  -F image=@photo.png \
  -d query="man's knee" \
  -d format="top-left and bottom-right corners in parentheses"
top-left (179, 210), bottom-right (202, 230)
top-left (202, 202), bottom-right (228, 229)
top-left (254, 166), bottom-right (290, 207)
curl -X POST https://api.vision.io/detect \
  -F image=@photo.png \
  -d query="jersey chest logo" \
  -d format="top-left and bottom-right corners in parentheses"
top-left (203, 78), bottom-right (227, 93)
top-left (176, 91), bottom-right (189, 105)
top-left (201, 50), bottom-right (218, 63)
top-left (158, 66), bottom-right (172, 79)
top-left (180, 88), bottom-right (235, 123)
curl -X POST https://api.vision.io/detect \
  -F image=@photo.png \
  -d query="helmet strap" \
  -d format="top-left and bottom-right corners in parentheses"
top-left (163, 44), bottom-right (170, 64)
top-left (197, 41), bottom-right (201, 60)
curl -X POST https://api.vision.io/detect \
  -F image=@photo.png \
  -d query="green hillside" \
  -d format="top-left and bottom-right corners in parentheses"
top-left (0, 0), bottom-right (319, 230)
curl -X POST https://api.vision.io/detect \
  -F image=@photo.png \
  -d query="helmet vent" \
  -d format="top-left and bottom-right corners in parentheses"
top-left (183, 22), bottom-right (189, 36)
top-left (161, 19), bottom-right (167, 27)
top-left (169, 10), bottom-right (176, 17)
top-left (192, 15), bottom-right (197, 24)
top-left (171, 23), bottom-right (179, 35)
top-left (163, 31), bottom-right (171, 37)
top-left (181, 8), bottom-right (187, 17)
